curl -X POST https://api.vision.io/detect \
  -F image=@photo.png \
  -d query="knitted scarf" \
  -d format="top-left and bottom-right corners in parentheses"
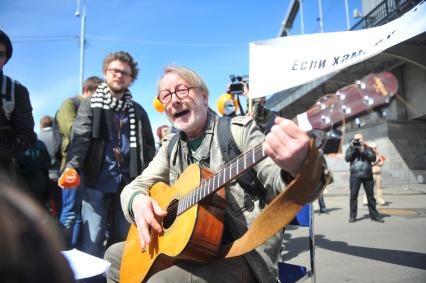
top-left (90, 82), bottom-right (138, 177)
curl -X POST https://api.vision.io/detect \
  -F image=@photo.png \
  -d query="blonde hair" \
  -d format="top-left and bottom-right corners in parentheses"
top-left (157, 65), bottom-right (209, 97)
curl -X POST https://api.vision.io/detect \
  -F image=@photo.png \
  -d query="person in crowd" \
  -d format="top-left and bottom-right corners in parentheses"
top-left (363, 142), bottom-right (386, 206)
top-left (59, 51), bottom-right (155, 261)
top-left (103, 65), bottom-right (327, 283)
top-left (217, 92), bottom-right (240, 117)
top-left (156, 124), bottom-right (170, 148)
top-left (345, 133), bottom-right (384, 223)
top-left (0, 173), bottom-right (74, 283)
top-left (56, 76), bottom-right (102, 248)
top-left (15, 136), bottom-right (51, 211)
top-left (39, 115), bottom-right (62, 217)
top-left (0, 29), bottom-right (36, 179)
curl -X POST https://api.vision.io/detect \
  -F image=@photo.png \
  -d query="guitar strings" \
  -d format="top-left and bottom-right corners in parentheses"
top-left (165, 142), bottom-right (264, 214)
top-left (165, 142), bottom-right (265, 214)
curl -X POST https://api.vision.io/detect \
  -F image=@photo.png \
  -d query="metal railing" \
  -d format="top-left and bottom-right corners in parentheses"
top-left (351, 0), bottom-right (421, 30)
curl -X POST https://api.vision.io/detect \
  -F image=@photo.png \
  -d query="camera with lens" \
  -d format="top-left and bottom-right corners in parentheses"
top-left (352, 138), bottom-right (362, 147)
top-left (229, 75), bottom-right (245, 95)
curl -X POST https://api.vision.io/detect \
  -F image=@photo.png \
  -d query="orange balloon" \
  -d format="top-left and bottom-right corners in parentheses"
top-left (58, 168), bottom-right (80, 189)
top-left (153, 97), bottom-right (164, 113)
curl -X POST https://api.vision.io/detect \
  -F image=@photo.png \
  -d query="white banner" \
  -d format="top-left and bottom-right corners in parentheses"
top-left (249, 1), bottom-right (426, 98)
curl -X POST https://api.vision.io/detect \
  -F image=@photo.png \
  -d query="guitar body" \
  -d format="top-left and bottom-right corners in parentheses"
top-left (120, 164), bottom-right (227, 283)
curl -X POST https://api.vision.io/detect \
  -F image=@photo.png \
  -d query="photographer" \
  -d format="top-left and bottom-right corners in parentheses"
top-left (220, 75), bottom-right (277, 134)
top-left (345, 133), bottom-right (384, 223)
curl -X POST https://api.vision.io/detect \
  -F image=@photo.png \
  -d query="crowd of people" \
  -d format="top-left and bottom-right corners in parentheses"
top-left (1, 28), bottom-right (388, 282)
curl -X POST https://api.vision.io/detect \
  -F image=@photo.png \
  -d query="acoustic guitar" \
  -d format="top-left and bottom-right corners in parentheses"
top-left (120, 72), bottom-right (398, 282)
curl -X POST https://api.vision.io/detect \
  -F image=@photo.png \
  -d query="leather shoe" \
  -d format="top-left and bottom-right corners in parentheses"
top-left (371, 217), bottom-right (384, 223)
top-left (349, 217), bottom-right (356, 223)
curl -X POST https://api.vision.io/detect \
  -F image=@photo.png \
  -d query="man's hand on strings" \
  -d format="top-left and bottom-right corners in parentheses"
top-left (132, 194), bottom-right (167, 251)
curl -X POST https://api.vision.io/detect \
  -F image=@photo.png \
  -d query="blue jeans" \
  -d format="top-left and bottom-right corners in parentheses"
top-left (59, 186), bottom-right (82, 248)
top-left (81, 187), bottom-right (130, 258)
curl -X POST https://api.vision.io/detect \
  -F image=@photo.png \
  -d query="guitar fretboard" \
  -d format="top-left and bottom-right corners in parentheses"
top-left (177, 143), bottom-right (266, 215)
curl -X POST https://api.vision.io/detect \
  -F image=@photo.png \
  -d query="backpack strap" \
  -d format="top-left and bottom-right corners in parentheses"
top-left (1, 75), bottom-right (16, 120)
top-left (167, 132), bottom-right (180, 159)
top-left (217, 117), bottom-right (267, 198)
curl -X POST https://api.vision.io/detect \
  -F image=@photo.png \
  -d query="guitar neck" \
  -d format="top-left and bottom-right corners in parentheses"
top-left (177, 143), bottom-right (266, 215)
top-left (176, 72), bottom-right (398, 215)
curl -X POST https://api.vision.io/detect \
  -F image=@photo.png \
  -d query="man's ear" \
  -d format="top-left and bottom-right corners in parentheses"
top-left (202, 91), bottom-right (209, 105)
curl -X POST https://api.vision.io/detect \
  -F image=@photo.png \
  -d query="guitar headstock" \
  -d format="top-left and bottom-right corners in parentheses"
top-left (305, 72), bottom-right (398, 131)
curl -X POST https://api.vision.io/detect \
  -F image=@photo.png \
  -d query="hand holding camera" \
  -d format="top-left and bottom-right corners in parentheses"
top-left (228, 75), bottom-right (249, 96)
top-left (351, 138), bottom-right (364, 151)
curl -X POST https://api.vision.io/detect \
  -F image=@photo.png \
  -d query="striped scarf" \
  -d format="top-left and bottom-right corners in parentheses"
top-left (90, 82), bottom-right (138, 177)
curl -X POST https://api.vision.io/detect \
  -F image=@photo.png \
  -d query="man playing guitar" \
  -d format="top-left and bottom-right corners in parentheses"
top-left (105, 65), bottom-right (326, 282)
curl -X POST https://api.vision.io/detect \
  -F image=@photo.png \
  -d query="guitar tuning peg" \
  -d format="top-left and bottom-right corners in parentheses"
top-left (341, 105), bottom-right (351, 115)
top-left (363, 95), bottom-right (374, 106)
top-left (320, 115), bottom-right (331, 125)
top-left (356, 79), bottom-right (366, 90)
top-left (336, 91), bottom-right (346, 101)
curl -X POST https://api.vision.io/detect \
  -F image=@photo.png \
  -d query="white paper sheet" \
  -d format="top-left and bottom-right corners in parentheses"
top-left (62, 249), bottom-right (111, 280)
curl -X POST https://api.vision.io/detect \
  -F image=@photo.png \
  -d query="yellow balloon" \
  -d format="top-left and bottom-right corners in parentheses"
top-left (217, 93), bottom-right (239, 116)
top-left (153, 96), bottom-right (164, 113)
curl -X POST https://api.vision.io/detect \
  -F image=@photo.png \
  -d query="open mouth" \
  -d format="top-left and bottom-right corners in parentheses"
top-left (174, 110), bottom-right (190, 118)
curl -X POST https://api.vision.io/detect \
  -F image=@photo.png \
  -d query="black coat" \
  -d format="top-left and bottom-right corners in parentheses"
top-left (0, 71), bottom-right (36, 168)
top-left (345, 145), bottom-right (376, 178)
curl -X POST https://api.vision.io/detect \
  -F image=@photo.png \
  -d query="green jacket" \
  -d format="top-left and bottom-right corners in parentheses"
top-left (56, 96), bottom-right (83, 170)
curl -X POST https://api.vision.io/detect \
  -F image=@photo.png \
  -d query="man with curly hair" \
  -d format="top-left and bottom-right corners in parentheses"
top-left (60, 51), bottom-right (156, 259)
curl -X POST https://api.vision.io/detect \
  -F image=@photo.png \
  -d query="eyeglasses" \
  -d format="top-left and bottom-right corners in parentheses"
top-left (0, 51), bottom-right (6, 58)
top-left (158, 84), bottom-right (194, 104)
top-left (108, 68), bottom-right (132, 78)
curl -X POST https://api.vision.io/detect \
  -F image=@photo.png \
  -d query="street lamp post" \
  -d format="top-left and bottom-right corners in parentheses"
top-left (75, 0), bottom-right (86, 93)
top-left (299, 0), bottom-right (305, 34)
top-left (318, 0), bottom-right (324, 33)
top-left (344, 0), bottom-right (350, 30)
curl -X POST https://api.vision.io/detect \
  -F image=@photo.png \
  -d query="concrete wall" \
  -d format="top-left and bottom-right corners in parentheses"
top-left (403, 64), bottom-right (426, 120)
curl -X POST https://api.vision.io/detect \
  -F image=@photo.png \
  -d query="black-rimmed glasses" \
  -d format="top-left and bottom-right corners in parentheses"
top-left (158, 84), bottom-right (194, 104)
top-left (108, 68), bottom-right (132, 77)
top-left (0, 51), bottom-right (6, 58)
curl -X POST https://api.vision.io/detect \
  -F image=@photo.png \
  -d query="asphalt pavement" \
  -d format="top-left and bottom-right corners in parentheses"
top-left (282, 183), bottom-right (426, 283)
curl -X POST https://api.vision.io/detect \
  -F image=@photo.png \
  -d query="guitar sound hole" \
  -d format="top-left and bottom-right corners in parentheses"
top-left (163, 199), bottom-right (179, 229)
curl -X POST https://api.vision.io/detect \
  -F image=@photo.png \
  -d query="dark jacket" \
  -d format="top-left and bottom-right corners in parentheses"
top-left (65, 96), bottom-right (155, 187)
top-left (15, 139), bottom-right (51, 207)
top-left (345, 145), bottom-right (376, 178)
top-left (38, 127), bottom-right (61, 180)
top-left (0, 71), bottom-right (36, 170)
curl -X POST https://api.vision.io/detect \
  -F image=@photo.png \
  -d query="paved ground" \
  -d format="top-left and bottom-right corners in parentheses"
top-left (282, 184), bottom-right (426, 283)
